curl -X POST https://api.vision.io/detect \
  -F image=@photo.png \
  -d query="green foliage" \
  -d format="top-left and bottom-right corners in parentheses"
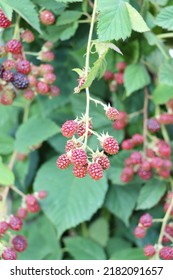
top-left (0, 157), bottom-right (14, 186)
top-left (153, 85), bottom-right (173, 104)
top-left (156, 6), bottom-right (173, 31)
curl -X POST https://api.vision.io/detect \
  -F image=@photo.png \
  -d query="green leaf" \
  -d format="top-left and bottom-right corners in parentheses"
top-left (15, 117), bottom-right (59, 153)
top-left (55, 0), bottom-right (82, 2)
top-left (125, 3), bottom-right (149, 33)
top-left (60, 22), bottom-right (79, 41)
top-left (153, 84), bottom-right (173, 105)
top-left (0, 134), bottom-right (14, 155)
top-left (136, 179), bottom-right (166, 210)
top-left (81, 52), bottom-right (107, 89)
top-left (58, 10), bottom-right (82, 25)
top-left (97, 0), bottom-right (132, 41)
top-left (34, 157), bottom-right (108, 237)
top-left (1, 0), bottom-right (41, 33)
top-left (107, 237), bottom-right (132, 257)
top-left (88, 218), bottom-right (109, 247)
top-left (0, 2), bottom-right (13, 20)
top-left (156, 6), bottom-right (173, 31)
top-left (124, 63), bottom-right (150, 96)
top-left (159, 61), bottom-right (173, 86)
top-left (0, 157), bottom-right (14, 186)
top-left (64, 237), bottom-right (106, 260)
top-left (110, 248), bottom-right (147, 260)
top-left (105, 185), bottom-right (140, 226)
top-left (33, 0), bottom-right (65, 13)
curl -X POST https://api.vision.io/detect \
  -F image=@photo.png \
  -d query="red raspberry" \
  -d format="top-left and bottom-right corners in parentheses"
top-left (26, 194), bottom-right (37, 206)
top-left (66, 140), bottom-right (77, 153)
top-left (146, 148), bottom-right (155, 158)
top-left (157, 169), bottom-right (170, 178)
top-left (140, 160), bottom-right (151, 171)
top-left (0, 91), bottom-right (14, 105)
top-left (27, 202), bottom-right (40, 213)
top-left (71, 148), bottom-right (87, 166)
top-left (158, 113), bottom-right (173, 124)
top-left (0, 221), bottom-right (9, 234)
top-left (103, 71), bottom-right (114, 81)
top-left (50, 85), bottom-right (60, 96)
top-left (88, 163), bottom-right (103, 180)
top-left (9, 216), bottom-right (23, 231)
top-left (130, 151), bottom-right (142, 164)
top-left (144, 244), bottom-right (156, 257)
top-left (39, 64), bottom-right (54, 74)
top-left (134, 226), bottom-right (146, 238)
top-left (61, 120), bottom-right (78, 138)
top-left (12, 235), bottom-right (28, 252)
top-left (28, 75), bottom-right (37, 87)
top-left (138, 168), bottom-right (152, 180)
top-left (2, 247), bottom-right (17, 260)
top-left (2, 70), bottom-right (14, 82)
top-left (21, 30), bottom-right (35, 43)
top-left (43, 73), bottom-right (56, 84)
top-left (38, 190), bottom-right (47, 199)
top-left (162, 159), bottom-right (172, 170)
top-left (56, 154), bottom-right (71, 169)
top-left (6, 39), bottom-right (22, 54)
top-left (26, 195), bottom-right (40, 213)
top-left (159, 247), bottom-right (173, 260)
top-left (121, 139), bottom-right (134, 150)
top-left (73, 165), bottom-right (87, 178)
top-left (0, 9), bottom-right (11, 28)
top-left (157, 140), bottom-right (171, 158)
top-left (13, 53), bottom-right (24, 61)
top-left (139, 213), bottom-right (153, 228)
top-left (113, 120), bottom-right (126, 130)
top-left (121, 167), bottom-right (134, 183)
top-left (16, 60), bottom-right (31, 74)
top-left (36, 81), bottom-right (50, 95)
top-left (40, 10), bottom-right (55, 25)
top-left (94, 155), bottom-right (110, 170)
top-left (163, 225), bottom-right (173, 243)
top-left (147, 118), bottom-right (160, 133)
top-left (3, 59), bottom-right (16, 70)
top-left (101, 136), bottom-right (119, 155)
top-left (40, 51), bottom-right (55, 62)
top-left (150, 157), bottom-right (163, 169)
top-left (132, 134), bottom-right (144, 145)
top-left (116, 61), bottom-right (126, 72)
top-left (77, 120), bottom-right (93, 137)
top-left (23, 89), bottom-right (35, 101)
top-left (17, 208), bottom-right (28, 219)
top-left (124, 157), bottom-right (133, 166)
top-left (105, 107), bottom-right (119, 121)
top-left (114, 72), bottom-right (124, 84)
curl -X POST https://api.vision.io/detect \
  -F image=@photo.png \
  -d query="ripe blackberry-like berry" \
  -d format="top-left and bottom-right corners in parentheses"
top-left (36, 81), bottom-right (50, 95)
top-left (159, 247), bottom-right (173, 260)
top-left (56, 154), bottom-right (71, 169)
top-left (134, 226), bottom-right (146, 238)
top-left (116, 61), bottom-right (126, 72)
top-left (12, 72), bottom-right (29, 89)
top-left (0, 221), bottom-right (9, 234)
top-left (12, 235), bottom-right (28, 252)
top-left (21, 30), bottom-right (35, 43)
top-left (138, 168), bottom-right (152, 180)
top-left (0, 64), bottom-right (5, 78)
top-left (130, 151), bottom-right (142, 165)
top-left (132, 134), bottom-right (144, 145)
top-left (101, 136), bottom-right (119, 155)
top-left (88, 163), bottom-right (103, 180)
top-left (17, 208), bottom-right (28, 219)
top-left (121, 139), bottom-right (134, 150)
top-left (2, 247), bottom-right (17, 260)
top-left (9, 216), bottom-right (23, 231)
top-left (40, 10), bottom-right (55, 25)
top-left (147, 118), bottom-right (160, 133)
top-left (0, 9), bottom-right (11, 28)
top-left (2, 70), bottom-right (14, 82)
top-left (16, 60), bottom-right (31, 75)
top-left (71, 148), bottom-right (87, 167)
top-left (144, 244), bottom-right (156, 257)
top-left (139, 213), bottom-right (153, 228)
top-left (105, 107), bottom-right (119, 121)
top-left (114, 72), bottom-right (124, 84)
top-left (6, 39), bottom-right (22, 54)
top-left (103, 71), bottom-right (114, 81)
top-left (73, 165), bottom-right (87, 178)
top-left (61, 120), bottom-right (78, 138)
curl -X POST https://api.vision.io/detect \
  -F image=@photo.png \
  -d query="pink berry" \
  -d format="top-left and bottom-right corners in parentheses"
top-left (94, 155), bottom-right (110, 170)
top-left (116, 61), bottom-right (126, 72)
top-left (105, 107), bottom-right (119, 121)
top-left (3, 59), bottom-right (16, 70)
top-left (6, 39), bottom-right (22, 54)
top-left (43, 73), bottom-right (56, 84)
top-left (56, 154), bottom-right (71, 169)
top-left (61, 120), bottom-right (78, 138)
top-left (9, 216), bottom-right (23, 231)
top-left (158, 113), bottom-right (173, 124)
top-left (101, 136), bottom-right (119, 155)
top-left (17, 208), bottom-right (28, 219)
top-left (0, 91), bottom-right (14, 105)
top-left (163, 225), bottom-right (173, 243)
top-left (113, 120), bottom-right (126, 130)
top-left (121, 139), bottom-right (134, 150)
top-left (39, 64), bottom-right (54, 74)
top-left (0, 221), bottom-right (9, 234)
top-left (157, 140), bottom-right (171, 158)
top-left (28, 75), bottom-right (37, 86)
top-left (26, 194), bottom-right (37, 206)
top-left (150, 157), bottom-right (163, 169)
top-left (50, 85), bottom-right (60, 96)
top-left (138, 168), bottom-right (152, 180)
top-left (114, 72), bottom-right (124, 84)
top-left (130, 151), bottom-right (142, 164)
top-left (147, 118), bottom-right (160, 133)
top-left (88, 163), bottom-right (103, 180)
top-left (16, 60), bottom-right (31, 74)
top-left (103, 71), bottom-right (114, 81)
top-left (38, 190), bottom-right (47, 199)
top-left (139, 213), bottom-right (153, 228)
top-left (77, 120), bottom-right (93, 137)
top-left (134, 226), bottom-right (146, 238)
top-left (146, 148), bottom-right (155, 158)
top-left (2, 247), bottom-right (17, 260)
top-left (159, 247), bottom-right (173, 260)
top-left (144, 244), bottom-right (156, 257)
top-left (12, 235), bottom-right (28, 252)
top-left (73, 165), bottom-right (87, 178)
top-left (121, 166), bottom-right (134, 183)
top-left (71, 149), bottom-right (87, 167)
top-left (2, 70), bottom-right (14, 82)
top-left (40, 10), bottom-right (55, 25)
top-left (36, 81), bottom-right (50, 95)
top-left (132, 134), bottom-right (144, 145)
top-left (23, 89), bottom-right (35, 101)
top-left (140, 160), bottom-right (151, 171)
top-left (0, 9), bottom-right (11, 28)
top-left (21, 30), bottom-right (35, 43)
top-left (40, 51), bottom-right (55, 62)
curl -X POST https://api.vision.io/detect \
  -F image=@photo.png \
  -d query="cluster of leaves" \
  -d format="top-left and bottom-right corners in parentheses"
top-left (0, 0), bottom-right (173, 260)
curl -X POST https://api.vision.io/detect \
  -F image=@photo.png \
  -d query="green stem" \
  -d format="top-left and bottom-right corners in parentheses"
top-left (81, 222), bottom-right (88, 237)
top-left (157, 33), bottom-right (173, 39)
top-left (13, 15), bottom-right (20, 40)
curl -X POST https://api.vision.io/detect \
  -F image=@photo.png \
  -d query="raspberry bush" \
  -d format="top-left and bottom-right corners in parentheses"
top-left (0, 0), bottom-right (173, 260)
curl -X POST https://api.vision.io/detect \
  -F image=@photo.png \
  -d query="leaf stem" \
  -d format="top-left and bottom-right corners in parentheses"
top-left (143, 88), bottom-right (149, 156)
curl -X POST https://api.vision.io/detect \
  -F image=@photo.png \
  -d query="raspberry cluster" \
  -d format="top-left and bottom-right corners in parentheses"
top-left (0, 36), bottom-right (60, 105)
top-left (103, 61), bottom-right (126, 92)
top-left (57, 106), bottom-right (120, 180)
top-left (0, 9), bottom-right (11, 29)
top-left (0, 191), bottom-right (47, 260)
